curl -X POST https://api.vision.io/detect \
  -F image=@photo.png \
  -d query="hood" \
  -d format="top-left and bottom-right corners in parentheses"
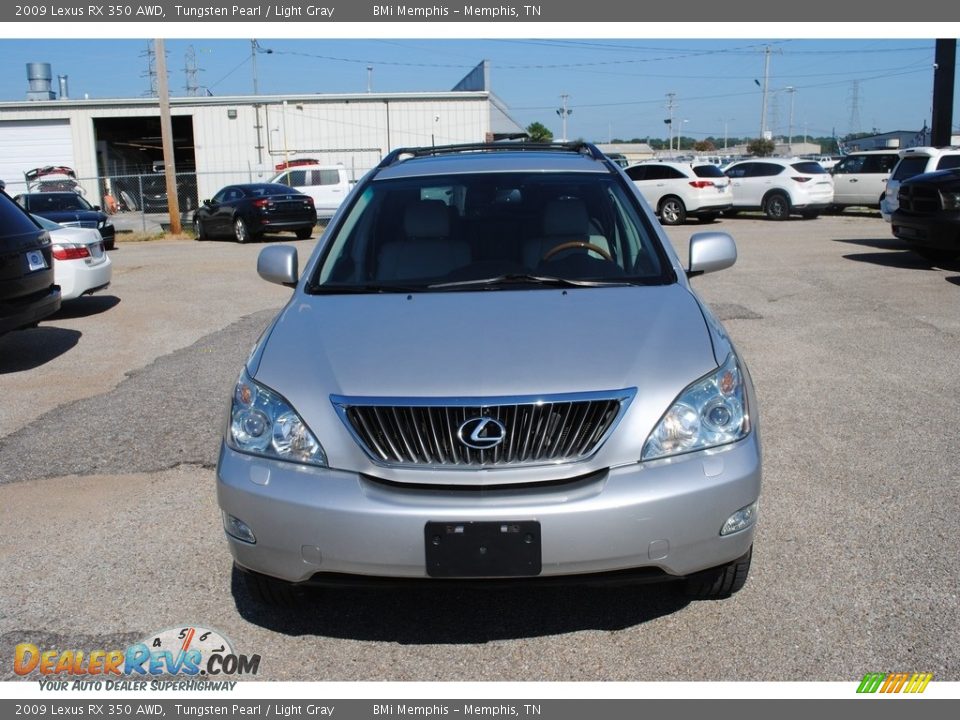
top-left (251, 285), bottom-right (720, 474)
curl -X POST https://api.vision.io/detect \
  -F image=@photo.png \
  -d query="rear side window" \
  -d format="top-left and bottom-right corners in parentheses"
top-left (790, 162), bottom-right (827, 174)
top-left (624, 166), bottom-right (647, 181)
top-left (1, 192), bottom-right (44, 246)
top-left (693, 165), bottom-right (725, 178)
top-left (749, 163), bottom-right (783, 178)
top-left (893, 156), bottom-right (932, 180)
top-left (863, 154), bottom-right (898, 173)
top-left (936, 155), bottom-right (960, 170)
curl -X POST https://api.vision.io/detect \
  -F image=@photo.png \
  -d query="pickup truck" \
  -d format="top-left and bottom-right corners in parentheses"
top-left (268, 163), bottom-right (353, 218)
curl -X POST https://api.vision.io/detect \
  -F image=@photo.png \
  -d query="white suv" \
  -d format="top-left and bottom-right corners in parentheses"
top-left (724, 158), bottom-right (834, 220)
top-left (880, 146), bottom-right (960, 222)
top-left (624, 161), bottom-right (733, 225)
top-left (829, 150), bottom-right (899, 210)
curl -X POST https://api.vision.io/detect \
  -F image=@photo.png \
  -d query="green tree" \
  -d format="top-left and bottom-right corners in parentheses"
top-left (694, 140), bottom-right (716, 152)
top-left (747, 138), bottom-right (776, 157)
top-left (526, 122), bottom-right (554, 143)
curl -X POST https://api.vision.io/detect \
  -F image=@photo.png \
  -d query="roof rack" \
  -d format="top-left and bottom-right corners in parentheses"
top-left (376, 141), bottom-right (607, 169)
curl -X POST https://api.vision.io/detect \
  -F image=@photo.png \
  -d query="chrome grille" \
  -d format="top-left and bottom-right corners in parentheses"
top-left (332, 390), bottom-right (634, 468)
top-left (60, 220), bottom-right (99, 229)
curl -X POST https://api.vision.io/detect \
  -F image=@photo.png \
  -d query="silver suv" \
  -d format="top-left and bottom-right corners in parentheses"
top-left (216, 143), bottom-right (761, 604)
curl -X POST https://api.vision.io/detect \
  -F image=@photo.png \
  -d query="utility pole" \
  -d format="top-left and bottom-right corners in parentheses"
top-left (251, 39), bottom-right (273, 167)
top-left (556, 94), bottom-right (572, 142)
top-left (665, 92), bottom-right (676, 153)
top-left (759, 46), bottom-right (772, 141)
top-left (785, 86), bottom-right (796, 153)
top-left (931, 39), bottom-right (956, 147)
top-left (154, 39), bottom-right (181, 234)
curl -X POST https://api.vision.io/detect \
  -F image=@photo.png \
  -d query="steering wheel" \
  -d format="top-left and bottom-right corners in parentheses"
top-left (542, 241), bottom-right (613, 262)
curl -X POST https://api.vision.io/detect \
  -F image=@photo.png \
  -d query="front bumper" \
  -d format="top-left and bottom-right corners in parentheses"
top-left (892, 211), bottom-right (960, 251)
top-left (217, 433), bottom-right (761, 584)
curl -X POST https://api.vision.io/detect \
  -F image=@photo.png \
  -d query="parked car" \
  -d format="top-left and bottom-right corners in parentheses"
top-left (30, 214), bottom-right (112, 301)
top-left (0, 190), bottom-right (60, 335)
top-left (625, 161), bottom-right (733, 225)
top-left (193, 183), bottom-right (317, 243)
top-left (881, 146), bottom-right (960, 222)
top-left (14, 192), bottom-right (115, 250)
top-left (890, 168), bottom-right (960, 262)
top-left (268, 163), bottom-right (353, 218)
top-left (829, 150), bottom-right (899, 210)
top-left (24, 165), bottom-right (85, 195)
top-left (217, 142), bottom-right (761, 605)
top-left (724, 158), bottom-right (834, 219)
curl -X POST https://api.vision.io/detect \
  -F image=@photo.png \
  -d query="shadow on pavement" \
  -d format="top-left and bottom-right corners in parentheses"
top-left (52, 295), bottom-right (121, 319)
top-left (231, 566), bottom-right (691, 644)
top-left (0, 327), bottom-right (82, 373)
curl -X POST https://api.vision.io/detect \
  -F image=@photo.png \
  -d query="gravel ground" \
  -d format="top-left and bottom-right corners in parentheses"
top-left (0, 214), bottom-right (957, 682)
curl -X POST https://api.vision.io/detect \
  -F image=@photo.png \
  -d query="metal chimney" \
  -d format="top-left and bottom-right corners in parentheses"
top-left (58, 75), bottom-right (69, 100)
top-left (26, 63), bottom-right (56, 100)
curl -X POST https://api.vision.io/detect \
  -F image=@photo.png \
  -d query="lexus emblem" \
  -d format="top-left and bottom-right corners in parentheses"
top-left (457, 416), bottom-right (507, 450)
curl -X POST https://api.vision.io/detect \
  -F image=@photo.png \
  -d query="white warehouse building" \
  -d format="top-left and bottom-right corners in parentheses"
top-left (0, 61), bottom-right (526, 205)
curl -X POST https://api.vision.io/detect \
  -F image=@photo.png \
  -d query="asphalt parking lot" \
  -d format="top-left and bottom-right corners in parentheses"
top-left (1, 214), bottom-right (958, 682)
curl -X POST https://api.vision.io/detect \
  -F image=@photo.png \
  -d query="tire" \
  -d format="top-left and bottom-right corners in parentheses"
top-left (697, 212), bottom-right (719, 224)
top-left (763, 193), bottom-right (790, 220)
top-left (234, 216), bottom-right (252, 244)
top-left (120, 190), bottom-right (137, 212)
top-left (193, 217), bottom-right (206, 240)
top-left (683, 545), bottom-right (753, 600)
top-left (240, 567), bottom-right (303, 608)
top-left (295, 226), bottom-right (313, 240)
top-left (658, 196), bottom-right (687, 226)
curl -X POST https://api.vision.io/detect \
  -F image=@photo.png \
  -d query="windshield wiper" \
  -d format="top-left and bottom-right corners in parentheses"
top-left (428, 274), bottom-right (636, 290)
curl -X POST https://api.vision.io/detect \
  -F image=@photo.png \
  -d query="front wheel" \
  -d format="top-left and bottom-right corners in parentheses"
top-left (193, 217), bottom-right (206, 240)
top-left (658, 196), bottom-right (687, 226)
top-left (764, 193), bottom-right (790, 220)
top-left (683, 545), bottom-right (753, 600)
top-left (295, 227), bottom-right (313, 240)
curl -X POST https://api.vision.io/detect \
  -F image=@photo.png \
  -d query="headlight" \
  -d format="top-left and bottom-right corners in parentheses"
top-left (641, 353), bottom-right (750, 461)
top-left (227, 368), bottom-right (327, 467)
top-left (940, 191), bottom-right (960, 211)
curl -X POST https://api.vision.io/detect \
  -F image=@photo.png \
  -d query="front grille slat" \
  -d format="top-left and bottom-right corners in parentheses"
top-left (335, 391), bottom-right (632, 469)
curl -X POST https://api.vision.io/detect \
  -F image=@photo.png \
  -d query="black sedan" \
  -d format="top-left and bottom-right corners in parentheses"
top-left (14, 192), bottom-right (116, 250)
top-left (193, 184), bottom-right (317, 243)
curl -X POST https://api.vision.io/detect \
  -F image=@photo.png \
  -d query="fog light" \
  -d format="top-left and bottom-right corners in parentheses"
top-left (720, 500), bottom-right (758, 536)
top-left (223, 512), bottom-right (257, 544)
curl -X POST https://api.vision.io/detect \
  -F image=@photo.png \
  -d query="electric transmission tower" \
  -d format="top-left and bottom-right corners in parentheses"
top-left (184, 46), bottom-right (205, 97)
top-left (848, 80), bottom-right (863, 136)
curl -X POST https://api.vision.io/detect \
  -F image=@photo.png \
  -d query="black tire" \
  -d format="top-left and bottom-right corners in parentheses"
top-left (763, 193), bottom-right (790, 220)
top-left (234, 216), bottom-right (252, 244)
top-left (658, 196), bottom-right (687, 226)
top-left (697, 212), bottom-right (719, 224)
top-left (295, 226), bottom-right (313, 240)
top-left (241, 567), bottom-right (303, 608)
top-left (683, 545), bottom-right (752, 600)
top-left (193, 217), bottom-right (206, 240)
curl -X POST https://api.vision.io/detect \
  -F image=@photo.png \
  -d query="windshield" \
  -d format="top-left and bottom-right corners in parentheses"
top-left (310, 172), bottom-right (670, 292)
top-left (26, 193), bottom-right (93, 212)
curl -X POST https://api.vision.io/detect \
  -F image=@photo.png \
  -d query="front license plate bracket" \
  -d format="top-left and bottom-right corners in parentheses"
top-left (424, 521), bottom-right (542, 578)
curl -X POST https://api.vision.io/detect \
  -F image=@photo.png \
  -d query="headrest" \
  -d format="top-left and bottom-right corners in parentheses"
top-left (404, 200), bottom-right (450, 238)
top-left (543, 198), bottom-right (589, 236)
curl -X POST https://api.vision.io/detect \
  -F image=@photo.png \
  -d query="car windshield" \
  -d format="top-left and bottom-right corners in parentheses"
top-left (310, 171), bottom-right (671, 292)
top-left (27, 193), bottom-right (93, 212)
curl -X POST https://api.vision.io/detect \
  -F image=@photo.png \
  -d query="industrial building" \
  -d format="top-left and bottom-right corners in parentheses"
top-left (0, 61), bottom-right (526, 203)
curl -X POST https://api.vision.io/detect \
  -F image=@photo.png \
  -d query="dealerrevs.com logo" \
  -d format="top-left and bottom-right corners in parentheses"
top-left (857, 672), bottom-right (933, 694)
top-left (14, 626), bottom-right (260, 690)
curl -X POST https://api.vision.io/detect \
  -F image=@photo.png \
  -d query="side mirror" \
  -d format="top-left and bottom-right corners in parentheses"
top-left (258, 245), bottom-right (299, 287)
top-left (687, 231), bottom-right (737, 277)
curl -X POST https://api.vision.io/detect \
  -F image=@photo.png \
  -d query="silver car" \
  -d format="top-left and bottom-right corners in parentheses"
top-left (217, 143), bottom-right (761, 604)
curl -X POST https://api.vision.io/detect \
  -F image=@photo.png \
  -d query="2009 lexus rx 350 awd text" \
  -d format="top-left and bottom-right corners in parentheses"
top-left (216, 143), bottom-right (762, 604)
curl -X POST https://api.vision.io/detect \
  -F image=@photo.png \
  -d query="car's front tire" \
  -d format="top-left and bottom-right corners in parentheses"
top-left (658, 196), bottom-right (687, 226)
top-left (295, 227), bottom-right (313, 240)
top-left (683, 545), bottom-right (752, 600)
top-left (238, 566), bottom-right (303, 607)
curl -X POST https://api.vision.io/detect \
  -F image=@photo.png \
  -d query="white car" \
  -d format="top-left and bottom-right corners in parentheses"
top-left (829, 150), bottom-right (899, 210)
top-left (880, 146), bottom-right (960, 222)
top-left (724, 158), bottom-right (834, 219)
top-left (624, 161), bottom-right (733, 225)
top-left (268, 162), bottom-right (353, 218)
top-left (32, 214), bottom-right (112, 301)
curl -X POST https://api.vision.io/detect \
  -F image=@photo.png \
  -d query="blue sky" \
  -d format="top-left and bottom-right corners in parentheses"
top-left (0, 37), bottom-right (951, 143)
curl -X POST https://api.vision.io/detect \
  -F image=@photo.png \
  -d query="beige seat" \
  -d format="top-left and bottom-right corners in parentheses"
top-left (376, 200), bottom-right (470, 281)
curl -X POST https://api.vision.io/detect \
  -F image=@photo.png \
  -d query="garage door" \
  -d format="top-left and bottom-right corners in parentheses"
top-left (0, 119), bottom-right (74, 195)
